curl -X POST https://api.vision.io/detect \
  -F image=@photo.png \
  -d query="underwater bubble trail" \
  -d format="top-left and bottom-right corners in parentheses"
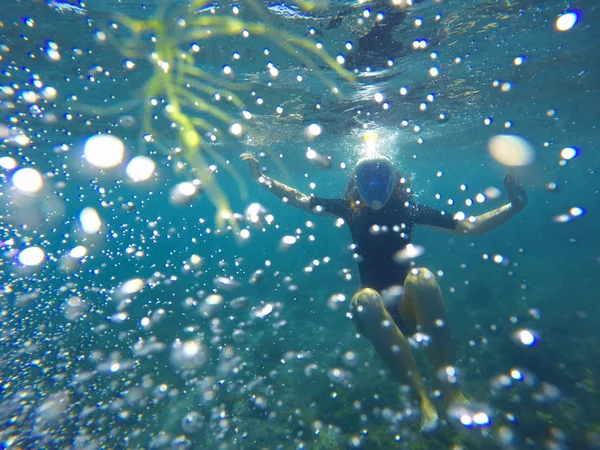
top-left (0, 0), bottom-right (599, 448)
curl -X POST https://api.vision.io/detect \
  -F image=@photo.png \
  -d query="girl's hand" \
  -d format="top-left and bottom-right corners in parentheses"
top-left (504, 168), bottom-right (527, 213)
top-left (240, 153), bottom-right (261, 180)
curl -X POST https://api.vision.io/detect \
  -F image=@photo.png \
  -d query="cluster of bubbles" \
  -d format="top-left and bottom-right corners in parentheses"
top-left (0, 0), bottom-right (593, 449)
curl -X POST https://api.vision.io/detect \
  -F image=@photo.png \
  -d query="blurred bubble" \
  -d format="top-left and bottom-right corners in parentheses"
top-left (69, 245), bottom-right (87, 259)
top-left (171, 435), bottom-right (192, 449)
top-left (148, 431), bottom-right (171, 449)
top-left (493, 254), bottom-right (509, 265)
top-left (249, 269), bottom-right (264, 285)
top-left (381, 285), bottom-right (404, 310)
top-left (245, 202), bottom-right (268, 225)
top-left (118, 115), bottom-right (137, 128)
top-left (35, 392), bottom-right (69, 425)
top-left (232, 329), bottom-right (246, 344)
top-left (213, 276), bottom-right (240, 291)
top-left (12, 167), bottom-right (43, 193)
top-left (109, 312), bottom-right (129, 324)
top-left (22, 90), bottom-right (39, 104)
top-left (556, 12), bottom-right (578, 31)
top-left (306, 147), bottom-right (331, 168)
top-left (0, 101), bottom-right (15, 112)
top-left (249, 394), bottom-right (267, 411)
top-left (343, 351), bottom-right (358, 368)
top-left (488, 135), bottom-right (535, 166)
top-left (304, 363), bottom-right (319, 377)
top-left (280, 235), bottom-right (297, 249)
top-left (181, 411), bottom-right (203, 434)
top-left (125, 156), bottom-right (156, 182)
top-left (205, 294), bottom-right (223, 305)
top-left (79, 207), bottom-right (102, 233)
top-left (132, 337), bottom-right (167, 357)
top-left (170, 181), bottom-right (202, 205)
top-left (42, 86), bottom-right (57, 100)
top-left (307, 123), bottom-right (322, 137)
top-left (511, 328), bottom-right (538, 347)
top-left (560, 147), bottom-right (579, 160)
top-left (394, 244), bottom-right (425, 262)
top-left (217, 347), bottom-right (240, 378)
top-left (229, 296), bottom-right (249, 310)
top-left (0, 85), bottom-right (14, 97)
top-left (230, 122), bottom-right (243, 136)
top-left (170, 338), bottom-right (208, 374)
top-left (119, 278), bottom-right (144, 295)
top-left (84, 134), bottom-right (125, 168)
top-left (45, 46), bottom-right (60, 60)
top-left (570, 206), bottom-right (585, 217)
top-left (447, 402), bottom-right (493, 430)
top-left (327, 293), bottom-right (346, 310)
top-left (496, 425), bottom-right (516, 447)
top-left (189, 254), bottom-right (203, 266)
top-left (200, 294), bottom-right (224, 317)
top-left (11, 133), bottom-right (31, 146)
top-left (532, 382), bottom-right (561, 403)
top-left (475, 193), bottom-right (486, 203)
top-left (553, 213), bottom-right (572, 223)
top-left (328, 367), bottom-right (352, 385)
top-left (255, 303), bottom-right (273, 318)
top-left (490, 373), bottom-right (513, 393)
top-left (509, 367), bottom-right (537, 386)
top-left (17, 246), bottom-right (45, 266)
top-left (12, 291), bottom-right (37, 309)
top-left (3, 180), bottom-right (66, 229)
top-left (0, 155), bottom-right (17, 169)
top-left (408, 332), bottom-right (431, 349)
top-left (63, 296), bottom-right (86, 321)
top-left (147, 309), bottom-right (166, 327)
top-left (437, 365), bottom-right (459, 385)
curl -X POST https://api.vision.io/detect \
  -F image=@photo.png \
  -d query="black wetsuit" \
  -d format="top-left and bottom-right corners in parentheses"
top-left (310, 195), bottom-right (458, 292)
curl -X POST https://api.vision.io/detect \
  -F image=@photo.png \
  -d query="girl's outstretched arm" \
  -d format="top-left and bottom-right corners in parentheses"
top-left (241, 153), bottom-right (312, 211)
top-left (455, 168), bottom-right (527, 236)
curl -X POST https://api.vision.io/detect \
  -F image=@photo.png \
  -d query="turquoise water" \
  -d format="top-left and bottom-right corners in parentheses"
top-left (1, 0), bottom-right (598, 449)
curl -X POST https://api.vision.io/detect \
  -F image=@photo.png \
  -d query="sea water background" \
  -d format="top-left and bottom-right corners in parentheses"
top-left (0, 0), bottom-right (599, 448)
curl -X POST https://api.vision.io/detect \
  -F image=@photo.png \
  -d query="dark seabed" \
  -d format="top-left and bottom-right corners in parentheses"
top-left (0, 0), bottom-right (599, 449)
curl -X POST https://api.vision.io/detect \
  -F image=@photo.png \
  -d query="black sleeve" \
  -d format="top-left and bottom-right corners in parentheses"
top-left (410, 203), bottom-right (458, 230)
top-left (309, 197), bottom-right (351, 220)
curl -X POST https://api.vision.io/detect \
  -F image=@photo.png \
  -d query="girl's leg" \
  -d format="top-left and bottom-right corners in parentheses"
top-left (351, 287), bottom-right (439, 432)
top-left (399, 267), bottom-right (467, 405)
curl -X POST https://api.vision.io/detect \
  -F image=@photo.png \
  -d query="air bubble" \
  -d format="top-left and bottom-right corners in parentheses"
top-left (125, 156), bottom-right (156, 182)
top-left (556, 12), bottom-right (578, 31)
top-left (170, 339), bottom-right (209, 374)
top-left (17, 247), bottom-right (46, 266)
top-left (12, 167), bottom-right (43, 193)
top-left (488, 134), bottom-right (535, 166)
top-left (84, 135), bottom-right (125, 168)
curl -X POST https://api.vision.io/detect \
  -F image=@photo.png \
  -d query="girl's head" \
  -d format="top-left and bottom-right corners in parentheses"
top-left (345, 155), bottom-right (412, 210)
